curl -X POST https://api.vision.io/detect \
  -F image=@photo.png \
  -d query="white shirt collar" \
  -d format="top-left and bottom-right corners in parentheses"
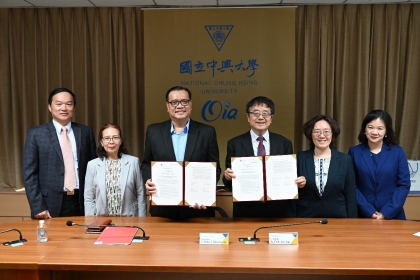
top-left (250, 129), bottom-right (270, 143)
top-left (52, 119), bottom-right (72, 134)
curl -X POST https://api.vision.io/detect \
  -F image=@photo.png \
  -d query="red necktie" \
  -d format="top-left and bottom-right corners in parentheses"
top-left (257, 136), bottom-right (266, 156)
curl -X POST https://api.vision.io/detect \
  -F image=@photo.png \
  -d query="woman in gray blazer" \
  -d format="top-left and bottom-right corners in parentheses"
top-left (84, 124), bottom-right (146, 216)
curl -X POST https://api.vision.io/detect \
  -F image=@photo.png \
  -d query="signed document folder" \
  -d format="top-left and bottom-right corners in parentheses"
top-left (151, 161), bottom-right (217, 207)
top-left (94, 227), bottom-right (138, 245)
top-left (231, 154), bottom-right (298, 202)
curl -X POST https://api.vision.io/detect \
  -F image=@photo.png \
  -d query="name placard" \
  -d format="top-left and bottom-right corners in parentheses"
top-left (199, 233), bottom-right (229, 244)
top-left (269, 232), bottom-right (299, 245)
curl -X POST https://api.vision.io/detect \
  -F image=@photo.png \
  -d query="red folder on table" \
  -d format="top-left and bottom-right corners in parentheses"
top-left (94, 226), bottom-right (138, 245)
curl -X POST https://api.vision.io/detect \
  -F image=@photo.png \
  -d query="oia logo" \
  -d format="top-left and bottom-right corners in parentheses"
top-left (205, 25), bottom-right (234, 51)
top-left (201, 100), bottom-right (238, 122)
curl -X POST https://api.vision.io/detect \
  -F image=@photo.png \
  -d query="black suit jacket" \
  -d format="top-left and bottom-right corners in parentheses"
top-left (141, 119), bottom-right (221, 219)
top-left (223, 131), bottom-right (295, 218)
top-left (296, 149), bottom-right (357, 218)
top-left (22, 121), bottom-right (97, 218)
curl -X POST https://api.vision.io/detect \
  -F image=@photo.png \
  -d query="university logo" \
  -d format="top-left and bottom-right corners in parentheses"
top-left (205, 25), bottom-right (234, 51)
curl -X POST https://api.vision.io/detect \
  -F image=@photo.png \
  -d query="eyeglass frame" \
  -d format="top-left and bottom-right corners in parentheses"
top-left (101, 136), bottom-right (122, 143)
top-left (167, 99), bottom-right (190, 107)
top-left (312, 130), bottom-right (332, 137)
top-left (248, 111), bottom-right (272, 118)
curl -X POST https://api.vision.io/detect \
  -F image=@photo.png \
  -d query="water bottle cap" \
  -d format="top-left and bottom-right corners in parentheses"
top-left (39, 220), bottom-right (44, 224)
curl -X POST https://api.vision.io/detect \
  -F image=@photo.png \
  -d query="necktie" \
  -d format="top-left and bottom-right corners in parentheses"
top-left (61, 127), bottom-right (76, 191)
top-left (257, 136), bottom-right (266, 156)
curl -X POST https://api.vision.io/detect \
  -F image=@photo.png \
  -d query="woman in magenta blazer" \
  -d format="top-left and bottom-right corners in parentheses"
top-left (348, 110), bottom-right (410, 220)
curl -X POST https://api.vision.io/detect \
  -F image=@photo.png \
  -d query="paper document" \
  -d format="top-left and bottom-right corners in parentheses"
top-left (184, 162), bottom-right (216, 206)
top-left (232, 156), bottom-right (264, 201)
top-left (265, 155), bottom-right (298, 200)
top-left (151, 161), bottom-right (183, 205)
top-left (151, 161), bottom-right (216, 206)
top-left (232, 155), bottom-right (298, 202)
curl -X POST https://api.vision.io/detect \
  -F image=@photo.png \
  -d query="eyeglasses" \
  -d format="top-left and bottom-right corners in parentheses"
top-left (312, 130), bottom-right (332, 136)
top-left (167, 99), bottom-right (190, 107)
top-left (366, 125), bottom-right (385, 132)
top-left (248, 111), bottom-right (272, 118)
top-left (102, 136), bottom-right (121, 143)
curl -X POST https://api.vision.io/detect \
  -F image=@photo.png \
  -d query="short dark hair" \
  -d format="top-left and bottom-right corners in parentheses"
top-left (165, 86), bottom-right (192, 101)
top-left (302, 115), bottom-right (340, 150)
top-left (48, 88), bottom-right (76, 106)
top-left (96, 123), bottom-right (129, 159)
top-left (358, 109), bottom-right (398, 146)
top-left (245, 96), bottom-right (275, 115)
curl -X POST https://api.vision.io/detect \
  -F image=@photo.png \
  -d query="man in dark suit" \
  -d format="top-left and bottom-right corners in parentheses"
top-left (22, 88), bottom-right (96, 219)
top-left (223, 96), bottom-right (306, 218)
top-left (141, 86), bottom-right (221, 219)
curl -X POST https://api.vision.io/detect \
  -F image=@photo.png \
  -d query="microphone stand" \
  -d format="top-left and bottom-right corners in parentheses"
top-left (1, 228), bottom-right (28, 246)
top-left (127, 226), bottom-right (150, 240)
top-left (66, 221), bottom-right (150, 240)
top-left (239, 220), bottom-right (328, 242)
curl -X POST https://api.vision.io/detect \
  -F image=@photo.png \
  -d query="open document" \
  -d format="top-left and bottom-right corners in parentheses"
top-left (151, 161), bottom-right (216, 206)
top-left (232, 155), bottom-right (298, 202)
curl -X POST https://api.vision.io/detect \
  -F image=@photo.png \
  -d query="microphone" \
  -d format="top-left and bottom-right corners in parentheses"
top-left (239, 219), bottom-right (328, 242)
top-left (66, 221), bottom-right (150, 240)
top-left (66, 221), bottom-right (107, 227)
top-left (1, 228), bottom-right (28, 246)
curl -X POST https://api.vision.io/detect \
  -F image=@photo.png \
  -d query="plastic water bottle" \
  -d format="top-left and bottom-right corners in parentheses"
top-left (37, 220), bottom-right (48, 242)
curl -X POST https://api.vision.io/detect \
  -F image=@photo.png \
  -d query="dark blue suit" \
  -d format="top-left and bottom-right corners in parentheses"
top-left (348, 143), bottom-right (410, 220)
top-left (296, 149), bottom-right (357, 218)
top-left (22, 121), bottom-right (96, 218)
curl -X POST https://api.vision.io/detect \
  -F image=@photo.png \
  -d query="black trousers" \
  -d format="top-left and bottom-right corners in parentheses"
top-left (59, 189), bottom-right (83, 217)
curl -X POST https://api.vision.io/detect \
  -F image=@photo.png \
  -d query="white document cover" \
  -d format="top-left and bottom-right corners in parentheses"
top-left (265, 154), bottom-right (298, 200)
top-left (231, 156), bottom-right (264, 201)
top-left (184, 162), bottom-right (216, 206)
top-left (151, 161), bottom-right (183, 205)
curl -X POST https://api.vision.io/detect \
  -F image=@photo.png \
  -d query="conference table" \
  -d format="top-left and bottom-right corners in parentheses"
top-left (1, 217), bottom-right (420, 280)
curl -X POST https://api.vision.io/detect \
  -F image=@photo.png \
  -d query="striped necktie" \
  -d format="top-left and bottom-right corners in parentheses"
top-left (61, 127), bottom-right (76, 191)
top-left (257, 136), bottom-right (266, 156)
